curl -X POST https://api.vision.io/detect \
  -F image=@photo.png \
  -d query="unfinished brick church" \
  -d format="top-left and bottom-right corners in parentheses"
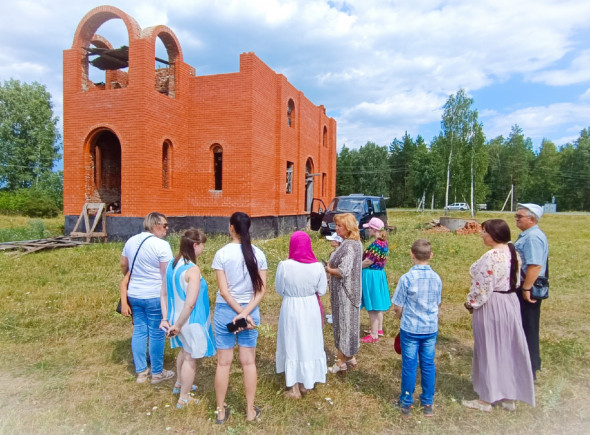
top-left (63, 5), bottom-right (336, 239)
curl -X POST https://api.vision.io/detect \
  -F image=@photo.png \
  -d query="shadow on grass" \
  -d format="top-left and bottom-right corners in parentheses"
top-left (110, 338), bottom-right (135, 374)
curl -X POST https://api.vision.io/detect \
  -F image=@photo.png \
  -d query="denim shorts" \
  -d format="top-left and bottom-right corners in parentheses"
top-left (214, 302), bottom-right (260, 349)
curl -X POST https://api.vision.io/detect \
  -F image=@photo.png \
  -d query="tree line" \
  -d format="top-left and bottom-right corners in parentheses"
top-left (337, 89), bottom-right (590, 212)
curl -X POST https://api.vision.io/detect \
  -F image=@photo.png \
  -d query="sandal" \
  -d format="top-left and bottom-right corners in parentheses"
top-left (328, 361), bottom-right (347, 374)
top-left (246, 405), bottom-right (261, 422)
top-left (462, 399), bottom-right (492, 413)
top-left (346, 357), bottom-right (358, 369)
top-left (364, 329), bottom-right (384, 336)
top-left (361, 334), bottom-right (379, 343)
top-left (501, 400), bottom-right (516, 411)
top-left (136, 368), bottom-right (150, 384)
top-left (215, 405), bottom-right (230, 424)
top-left (172, 383), bottom-right (198, 395)
top-left (150, 369), bottom-right (174, 384)
top-left (176, 396), bottom-right (197, 409)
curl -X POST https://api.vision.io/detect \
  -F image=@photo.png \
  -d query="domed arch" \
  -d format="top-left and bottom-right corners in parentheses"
top-left (72, 6), bottom-right (140, 91)
top-left (143, 25), bottom-right (183, 98)
top-left (72, 5), bottom-right (140, 49)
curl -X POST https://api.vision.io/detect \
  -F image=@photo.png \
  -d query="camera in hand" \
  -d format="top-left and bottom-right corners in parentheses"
top-left (226, 317), bottom-right (248, 332)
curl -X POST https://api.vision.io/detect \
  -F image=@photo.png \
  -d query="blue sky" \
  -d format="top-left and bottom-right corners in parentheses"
top-left (2, 0), bottom-right (590, 164)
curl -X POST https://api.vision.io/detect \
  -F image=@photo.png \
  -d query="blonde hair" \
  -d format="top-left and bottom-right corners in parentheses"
top-left (334, 213), bottom-right (360, 241)
top-left (143, 212), bottom-right (167, 232)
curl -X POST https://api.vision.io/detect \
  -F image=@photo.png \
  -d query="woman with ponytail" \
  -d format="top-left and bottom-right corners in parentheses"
top-left (212, 212), bottom-right (268, 423)
top-left (462, 219), bottom-right (535, 413)
top-left (160, 229), bottom-right (216, 409)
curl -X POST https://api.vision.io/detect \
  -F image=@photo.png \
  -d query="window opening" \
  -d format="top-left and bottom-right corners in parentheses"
top-left (286, 162), bottom-right (294, 193)
top-left (287, 99), bottom-right (295, 127)
top-left (213, 146), bottom-right (223, 190)
top-left (323, 126), bottom-right (328, 147)
top-left (162, 141), bottom-right (172, 189)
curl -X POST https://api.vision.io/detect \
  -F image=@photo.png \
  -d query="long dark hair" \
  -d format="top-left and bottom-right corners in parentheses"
top-left (173, 228), bottom-right (207, 268)
top-left (230, 212), bottom-right (264, 294)
top-left (482, 219), bottom-right (518, 292)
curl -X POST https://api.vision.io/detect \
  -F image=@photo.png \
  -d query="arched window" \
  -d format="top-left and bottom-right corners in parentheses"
top-left (162, 141), bottom-right (172, 189)
top-left (323, 126), bottom-right (328, 147)
top-left (287, 99), bottom-right (295, 127)
top-left (212, 145), bottom-right (223, 190)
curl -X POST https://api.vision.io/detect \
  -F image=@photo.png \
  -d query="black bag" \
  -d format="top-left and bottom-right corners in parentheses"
top-left (531, 258), bottom-right (549, 300)
top-left (116, 235), bottom-right (154, 315)
top-left (531, 276), bottom-right (549, 300)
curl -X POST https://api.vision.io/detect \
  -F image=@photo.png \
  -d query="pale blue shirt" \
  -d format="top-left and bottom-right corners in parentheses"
top-left (391, 264), bottom-right (442, 335)
top-left (515, 225), bottom-right (548, 277)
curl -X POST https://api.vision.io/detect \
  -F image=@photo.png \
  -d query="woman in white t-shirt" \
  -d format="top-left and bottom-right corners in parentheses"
top-left (212, 212), bottom-right (267, 424)
top-left (120, 212), bottom-right (174, 384)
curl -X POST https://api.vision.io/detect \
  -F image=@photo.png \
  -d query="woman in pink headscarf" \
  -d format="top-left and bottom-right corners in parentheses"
top-left (275, 231), bottom-right (328, 398)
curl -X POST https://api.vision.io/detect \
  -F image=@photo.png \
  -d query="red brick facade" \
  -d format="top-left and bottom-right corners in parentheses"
top-left (63, 6), bottom-right (336, 235)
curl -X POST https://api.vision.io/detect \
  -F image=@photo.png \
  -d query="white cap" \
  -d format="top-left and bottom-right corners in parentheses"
top-left (517, 203), bottom-right (544, 220)
top-left (326, 234), bottom-right (343, 243)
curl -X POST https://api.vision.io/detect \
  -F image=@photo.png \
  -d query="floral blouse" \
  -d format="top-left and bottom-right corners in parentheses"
top-left (363, 239), bottom-right (389, 270)
top-left (467, 245), bottom-right (520, 309)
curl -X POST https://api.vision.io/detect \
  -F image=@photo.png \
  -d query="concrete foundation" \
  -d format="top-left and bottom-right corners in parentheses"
top-left (64, 214), bottom-right (309, 241)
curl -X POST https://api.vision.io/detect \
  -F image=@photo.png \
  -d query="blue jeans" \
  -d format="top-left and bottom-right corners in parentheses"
top-left (399, 329), bottom-right (437, 406)
top-left (128, 297), bottom-right (166, 375)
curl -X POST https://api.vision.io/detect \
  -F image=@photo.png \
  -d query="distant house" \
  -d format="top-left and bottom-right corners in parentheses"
top-left (63, 5), bottom-right (336, 239)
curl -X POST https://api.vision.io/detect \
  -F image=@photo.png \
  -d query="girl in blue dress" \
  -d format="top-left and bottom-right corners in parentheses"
top-left (360, 217), bottom-right (391, 343)
top-left (160, 229), bottom-right (216, 409)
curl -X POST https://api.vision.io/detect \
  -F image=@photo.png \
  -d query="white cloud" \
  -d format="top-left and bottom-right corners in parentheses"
top-left (532, 50), bottom-right (590, 86)
top-left (483, 102), bottom-right (590, 144)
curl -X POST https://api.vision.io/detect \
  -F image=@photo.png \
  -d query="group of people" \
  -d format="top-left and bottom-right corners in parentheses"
top-left (118, 202), bottom-right (548, 422)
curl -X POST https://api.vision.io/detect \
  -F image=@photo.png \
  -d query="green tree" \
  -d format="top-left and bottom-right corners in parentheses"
top-left (336, 145), bottom-right (357, 196)
top-left (407, 136), bottom-right (437, 210)
top-left (502, 125), bottom-right (535, 206)
top-left (437, 89), bottom-right (478, 212)
top-left (356, 142), bottom-right (389, 197)
top-left (464, 120), bottom-right (488, 216)
top-left (559, 128), bottom-right (590, 210)
top-left (525, 139), bottom-right (560, 205)
top-left (0, 79), bottom-right (61, 190)
top-left (484, 135), bottom-right (506, 210)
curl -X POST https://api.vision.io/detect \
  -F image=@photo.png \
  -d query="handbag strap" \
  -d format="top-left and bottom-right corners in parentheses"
top-left (129, 235), bottom-right (154, 278)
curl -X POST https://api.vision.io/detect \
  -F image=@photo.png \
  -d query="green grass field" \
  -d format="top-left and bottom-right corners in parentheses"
top-left (0, 211), bottom-right (588, 434)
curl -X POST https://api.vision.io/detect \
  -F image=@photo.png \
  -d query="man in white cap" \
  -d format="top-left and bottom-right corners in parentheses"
top-left (514, 203), bottom-right (548, 380)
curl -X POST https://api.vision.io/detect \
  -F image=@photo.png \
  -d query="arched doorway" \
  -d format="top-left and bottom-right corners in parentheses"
top-left (87, 129), bottom-right (121, 212)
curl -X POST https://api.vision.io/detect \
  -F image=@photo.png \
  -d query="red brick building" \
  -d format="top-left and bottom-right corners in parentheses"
top-left (63, 5), bottom-right (336, 239)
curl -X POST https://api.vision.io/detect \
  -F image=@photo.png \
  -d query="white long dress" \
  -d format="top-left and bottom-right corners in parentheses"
top-left (275, 259), bottom-right (328, 389)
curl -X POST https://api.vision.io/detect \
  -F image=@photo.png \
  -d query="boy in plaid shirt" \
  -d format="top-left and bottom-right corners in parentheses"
top-left (392, 239), bottom-right (442, 417)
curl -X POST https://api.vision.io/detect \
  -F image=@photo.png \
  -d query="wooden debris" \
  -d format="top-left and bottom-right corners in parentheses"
top-left (0, 236), bottom-right (89, 256)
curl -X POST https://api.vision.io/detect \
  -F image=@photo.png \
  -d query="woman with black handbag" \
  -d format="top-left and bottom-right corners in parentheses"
top-left (120, 212), bottom-right (174, 384)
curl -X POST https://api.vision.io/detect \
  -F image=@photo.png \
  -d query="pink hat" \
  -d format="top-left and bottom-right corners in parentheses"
top-left (363, 217), bottom-right (385, 231)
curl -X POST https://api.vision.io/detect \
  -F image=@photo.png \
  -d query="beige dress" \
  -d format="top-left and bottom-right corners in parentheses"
top-left (329, 239), bottom-right (363, 356)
